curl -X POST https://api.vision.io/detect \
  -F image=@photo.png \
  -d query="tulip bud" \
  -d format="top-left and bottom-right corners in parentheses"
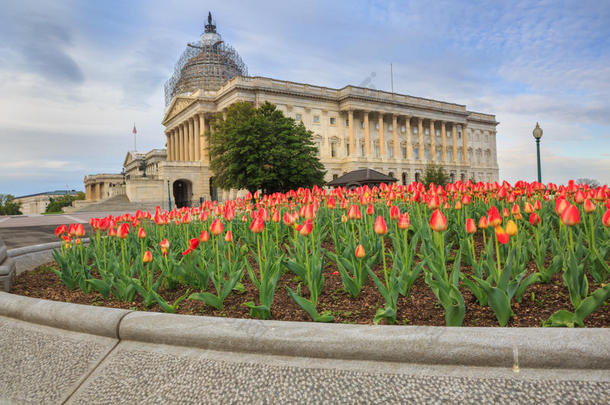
top-left (478, 216), bottom-right (488, 229)
top-left (341, 214), bottom-right (348, 223)
top-left (583, 198), bottom-right (596, 214)
top-left (428, 195), bottom-right (440, 210)
top-left (117, 223), bottom-right (130, 239)
top-left (189, 238), bottom-right (200, 251)
top-left (574, 190), bottom-right (586, 204)
top-left (200, 230), bottom-right (210, 243)
top-left (224, 230), bottom-right (233, 242)
top-left (271, 210), bottom-right (281, 223)
top-left (374, 215), bottom-right (388, 235)
top-left (502, 208), bottom-right (510, 218)
top-left (529, 213), bottom-right (541, 226)
top-left (465, 218), bottom-right (476, 234)
top-left (506, 219), bottom-right (518, 236)
top-left (55, 224), bottom-right (67, 237)
top-left (495, 226), bottom-right (509, 244)
top-left (347, 205), bottom-right (362, 220)
top-left (366, 203), bottom-right (375, 216)
top-left (250, 217), bottom-right (265, 233)
top-left (159, 238), bottom-right (170, 250)
top-left (487, 206), bottom-right (502, 227)
top-left (210, 219), bottom-right (224, 235)
top-left (108, 228), bottom-right (117, 237)
top-left (355, 244), bottom-right (365, 258)
top-left (560, 204), bottom-right (581, 226)
top-left (523, 202), bottom-right (534, 214)
top-left (389, 205), bottom-right (400, 220)
top-left (298, 219), bottom-right (313, 236)
top-left (137, 227), bottom-right (146, 239)
top-left (143, 250), bottom-right (153, 263)
top-left (429, 209), bottom-right (447, 232)
top-left (602, 208), bottom-right (610, 227)
top-left (555, 197), bottom-right (569, 215)
top-left (398, 213), bottom-right (410, 230)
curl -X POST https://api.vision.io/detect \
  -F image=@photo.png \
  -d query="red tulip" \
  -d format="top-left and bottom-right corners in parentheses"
top-left (282, 212), bottom-right (295, 226)
top-left (555, 197), bottom-right (569, 215)
top-left (430, 209), bottom-right (447, 232)
top-left (487, 206), bottom-right (502, 227)
top-left (502, 208), bottom-right (510, 218)
top-left (326, 197), bottom-right (337, 209)
top-left (297, 219), bottom-right (313, 236)
top-left (374, 215), bottom-right (388, 235)
top-left (189, 238), bottom-right (200, 251)
top-left (398, 213), bottom-right (410, 230)
top-left (534, 200), bottom-right (542, 211)
top-left (159, 238), bottom-right (170, 250)
top-left (366, 203), bottom-right (375, 216)
top-left (523, 202), bottom-right (534, 214)
top-left (200, 230), bottom-right (210, 243)
top-left (271, 210), bottom-right (281, 223)
top-left (583, 198), bottom-right (596, 214)
top-left (210, 219), bottom-right (223, 235)
top-left (117, 223), bottom-right (130, 239)
top-left (465, 218), bottom-right (476, 234)
top-left (428, 194), bottom-right (440, 210)
top-left (389, 205), bottom-right (400, 220)
top-left (495, 226), bottom-right (509, 244)
top-left (142, 250), bottom-right (153, 264)
top-left (511, 204), bottom-right (520, 216)
top-left (347, 205), bottom-right (362, 220)
top-left (137, 227), bottom-right (146, 239)
top-left (560, 204), bottom-right (580, 226)
top-left (55, 224), bottom-right (67, 237)
top-left (108, 228), bottom-right (117, 237)
top-left (181, 212), bottom-right (192, 224)
top-left (461, 194), bottom-right (471, 205)
top-left (224, 230), bottom-right (233, 242)
top-left (478, 216), bottom-right (488, 229)
top-left (224, 206), bottom-right (235, 222)
top-left (250, 217), bottom-right (265, 233)
top-left (574, 190), bottom-right (586, 204)
top-left (529, 213), bottom-right (541, 226)
top-left (355, 244), bottom-right (365, 258)
top-left (602, 208), bottom-right (610, 227)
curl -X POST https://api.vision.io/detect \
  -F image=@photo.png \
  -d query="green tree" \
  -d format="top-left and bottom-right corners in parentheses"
top-left (0, 194), bottom-right (22, 215)
top-left (422, 163), bottom-right (449, 187)
top-left (209, 101), bottom-right (326, 195)
top-left (45, 192), bottom-right (85, 213)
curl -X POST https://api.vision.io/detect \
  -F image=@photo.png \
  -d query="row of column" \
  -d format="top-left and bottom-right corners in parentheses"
top-left (347, 111), bottom-right (468, 164)
top-left (166, 113), bottom-right (208, 162)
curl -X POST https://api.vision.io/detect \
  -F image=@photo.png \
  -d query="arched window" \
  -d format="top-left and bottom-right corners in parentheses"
top-left (415, 172), bottom-right (421, 183)
top-left (402, 172), bottom-right (407, 185)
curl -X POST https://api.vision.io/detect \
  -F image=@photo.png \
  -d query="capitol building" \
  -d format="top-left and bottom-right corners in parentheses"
top-left (83, 13), bottom-right (499, 208)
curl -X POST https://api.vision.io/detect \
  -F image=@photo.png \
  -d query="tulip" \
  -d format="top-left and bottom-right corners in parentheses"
top-left (502, 208), bottom-right (510, 218)
top-left (461, 194), bottom-right (471, 205)
top-left (117, 223), bottom-right (130, 239)
top-left (374, 215), bottom-right (388, 235)
top-left (210, 219), bottom-right (224, 235)
top-left (555, 197), bottom-right (569, 216)
top-left (389, 205), bottom-right (400, 220)
top-left (465, 218), bottom-right (476, 234)
top-left (478, 216), bottom-right (488, 229)
top-left (574, 190), bottom-right (586, 204)
top-left (583, 198), bottom-right (596, 214)
top-left (355, 244), bottom-right (365, 258)
top-left (487, 206), bottom-right (502, 227)
top-left (55, 225), bottom-right (67, 237)
top-left (224, 230), bottom-right (233, 242)
top-left (200, 230), bottom-right (210, 243)
top-left (271, 210), bottom-right (281, 223)
top-left (429, 209), bottom-right (447, 232)
top-left (250, 217), bottom-right (265, 233)
top-left (366, 203), bottom-right (375, 216)
top-left (398, 213), bottom-right (410, 230)
top-left (137, 227), bottom-right (146, 239)
top-left (347, 204), bottom-right (362, 220)
top-left (560, 204), bottom-right (580, 226)
top-left (341, 214), bottom-right (348, 223)
top-left (142, 250), bottom-right (153, 264)
top-left (326, 197), bottom-right (337, 209)
top-left (511, 204), bottom-right (520, 216)
top-left (505, 219), bottom-right (518, 237)
top-left (159, 238), bottom-right (170, 250)
top-left (602, 208), bottom-right (610, 227)
top-left (523, 202), bottom-right (534, 214)
top-left (224, 206), bottom-right (235, 222)
top-left (108, 228), bottom-right (117, 237)
top-left (495, 226), bottom-right (509, 244)
top-left (529, 213), bottom-right (541, 226)
top-left (298, 219), bottom-right (313, 236)
top-left (428, 194), bottom-right (440, 210)
top-left (533, 200), bottom-right (542, 211)
top-left (282, 212), bottom-right (295, 226)
top-left (189, 238), bottom-right (200, 251)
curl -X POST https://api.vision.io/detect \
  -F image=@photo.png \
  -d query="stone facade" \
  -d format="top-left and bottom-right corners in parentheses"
top-left (14, 190), bottom-right (81, 215)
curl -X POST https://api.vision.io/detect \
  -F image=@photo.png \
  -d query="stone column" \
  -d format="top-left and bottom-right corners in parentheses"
top-left (165, 131), bottom-right (171, 161)
top-left (194, 114), bottom-right (201, 161)
top-left (179, 124), bottom-right (185, 161)
top-left (441, 121), bottom-right (447, 162)
top-left (392, 114), bottom-right (398, 160)
top-left (462, 123), bottom-right (468, 163)
top-left (378, 113), bottom-right (384, 157)
top-left (430, 120), bottom-right (436, 161)
top-left (172, 129), bottom-right (177, 161)
top-left (200, 114), bottom-right (207, 161)
top-left (348, 110), bottom-right (354, 156)
top-left (405, 117), bottom-right (412, 159)
top-left (452, 124), bottom-right (458, 163)
top-left (418, 118), bottom-right (424, 161)
top-left (188, 119), bottom-right (195, 161)
top-left (364, 111), bottom-right (370, 156)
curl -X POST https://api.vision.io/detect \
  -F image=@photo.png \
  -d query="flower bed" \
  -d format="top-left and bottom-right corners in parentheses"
top-left (14, 180), bottom-right (610, 327)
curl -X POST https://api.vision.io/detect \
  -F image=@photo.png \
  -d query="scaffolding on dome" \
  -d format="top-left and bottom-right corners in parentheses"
top-left (164, 13), bottom-right (248, 106)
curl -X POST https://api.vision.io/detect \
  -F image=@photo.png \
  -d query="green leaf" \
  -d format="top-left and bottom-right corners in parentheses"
top-left (189, 292), bottom-right (223, 309)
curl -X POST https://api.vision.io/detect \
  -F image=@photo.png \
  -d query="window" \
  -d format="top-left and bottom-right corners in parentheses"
top-left (389, 146), bottom-right (394, 158)
top-left (361, 120), bottom-right (365, 129)
top-left (402, 172), bottom-right (407, 185)
top-left (401, 125), bottom-right (406, 133)
top-left (468, 150), bottom-right (473, 161)
top-left (330, 117), bottom-right (336, 125)
top-left (414, 146), bottom-right (419, 160)
top-left (331, 142), bottom-right (337, 158)
top-left (375, 143), bottom-right (380, 157)
top-left (361, 141), bottom-right (366, 156)
top-left (333, 174), bottom-right (338, 180)
top-left (313, 115), bottom-right (320, 123)
top-left (424, 128), bottom-right (430, 135)
top-left (401, 145), bottom-right (407, 158)
top-left (295, 113), bottom-right (302, 121)
top-left (415, 172), bottom-right (421, 183)
top-left (425, 148), bottom-right (431, 160)
top-left (345, 119), bottom-right (349, 127)
top-left (388, 124), bottom-right (393, 131)
top-left (413, 127), bottom-right (418, 134)
top-left (436, 149), bottom-right (441, 161)
top-left (346, 142), bottom-right (350, 155)
top-left (435, 129), bottom-right (441, 137)
top-left (447, 150), bottom-right (453, 161)
top-left (375, 122), bottom-right (379, 130)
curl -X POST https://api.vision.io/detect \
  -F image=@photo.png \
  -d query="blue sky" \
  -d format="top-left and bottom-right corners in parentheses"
top-left (0, 0), bottom-right (609, 196)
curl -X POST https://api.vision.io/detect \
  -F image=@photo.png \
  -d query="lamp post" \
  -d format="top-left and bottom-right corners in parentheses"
top-left (532, 122), bottom-right (543, 183)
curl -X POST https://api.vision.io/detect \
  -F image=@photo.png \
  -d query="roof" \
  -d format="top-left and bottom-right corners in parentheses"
top-left (15, 190), bottom-right (80, 199)
top-left (327, 169), bottom-right (397, 187)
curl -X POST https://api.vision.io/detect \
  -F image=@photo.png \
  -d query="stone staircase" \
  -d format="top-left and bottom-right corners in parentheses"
top-left (67, 195), bottom-right (165, 214)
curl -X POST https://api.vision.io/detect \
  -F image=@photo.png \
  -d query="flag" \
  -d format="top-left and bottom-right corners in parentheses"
top-left (132, 124), bottom-right (137, 135)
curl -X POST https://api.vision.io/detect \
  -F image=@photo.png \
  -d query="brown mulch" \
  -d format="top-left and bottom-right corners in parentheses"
top-left (11, 240), bottom-right (609, 327)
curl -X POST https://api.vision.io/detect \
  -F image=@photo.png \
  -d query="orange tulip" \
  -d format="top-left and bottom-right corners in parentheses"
top-left (374, 215), bottom-right (388, 235)
top-left (250, 217), bottom-right (265, 233)
top-left (200, 230), bottom-right (210, 243)
top-left (429, 209), bottom-right (447, 232)
top-left (137, 227), bottom-right (146, 239)
top-left (355, 244), bottom-right (365, 258)
top-left (478, 216), bottom-right (488, 229)
top-left (506, 219), bottom-right (518, 236)
top-left (534, 200), bottom-right (542, 211)
top-left (210, 219), bottom-right (223, 235)
top-left (583, 198), bottom-right (596, 214)
top-left (602, 208), bottom-right (610, 227)
top-left (224, 230), bottom-right (233, 242)
top-left (487, 206), bottom-right (502, 227)
top-left (523, 202), bottom-right (534, 214)
top-left (560, 204), bottom-right (580, 226)
top-left (298, 219), bottom-right (313, 236)
top-left (117, 223), bottom-right (130, 239)
top-left (142, 250), bottom-right (153, 264)
top-left (347, 204), bottom-right (362, 220)
top-left (465, 218), bottom-right (476, 234)
top-left (574, 190), bottom-right (586, 204)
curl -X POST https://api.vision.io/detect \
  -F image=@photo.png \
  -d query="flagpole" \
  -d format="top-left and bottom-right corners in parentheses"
top-left (133, 123), bottom-right (137, 151)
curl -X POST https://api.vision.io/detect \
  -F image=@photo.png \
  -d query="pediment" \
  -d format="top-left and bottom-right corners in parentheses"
top-left (162, 97), bottom-right (197, 124)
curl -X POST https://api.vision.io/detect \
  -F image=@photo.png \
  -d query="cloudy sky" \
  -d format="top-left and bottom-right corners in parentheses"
top-left (0, 0), bottom-right (609, 196)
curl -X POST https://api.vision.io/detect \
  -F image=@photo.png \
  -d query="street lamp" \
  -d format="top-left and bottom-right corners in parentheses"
top-left (532, 122), bottom-right (543, 183)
